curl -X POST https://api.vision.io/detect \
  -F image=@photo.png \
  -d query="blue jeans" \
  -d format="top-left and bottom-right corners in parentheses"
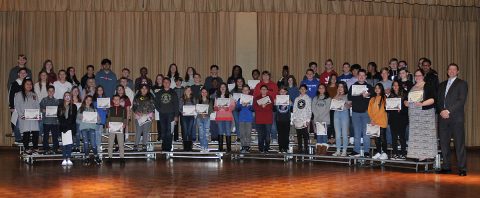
top-left (159, 113), bottom-right (175, 151)
top-left (352, 112), bottom-right (371, 154)
top-left (63, 144), bottom-right (72, 159)
top-left (217, 121), bottom-right (232, 136)
top-left (316, 134), bottom-right (328, 144)
top-left (256, 124), bottom-right (271, 152)
top-left (81, 129), bottom-right (98, 156)
top-left (181, 116), bottom-right (195, 141)
top-left (233, 111), bottom-right (240, 136)
top-left (334, 110), bottom-right (350, 152)
top-left (197, 116), bottom-right (210, 149)
top-left (386, 125), bottom-right (392, 144)
top-left (96, 125), bottom-right (103, 153)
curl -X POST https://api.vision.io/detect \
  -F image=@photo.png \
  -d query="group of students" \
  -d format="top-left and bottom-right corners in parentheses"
top-left (8, 55), bottom-right (468, 176)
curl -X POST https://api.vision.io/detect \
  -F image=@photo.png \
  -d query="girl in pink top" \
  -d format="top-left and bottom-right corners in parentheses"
top-left (214, 83), bottom-right (236, 152)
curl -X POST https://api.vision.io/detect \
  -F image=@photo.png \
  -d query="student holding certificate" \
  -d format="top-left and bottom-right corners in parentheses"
top-left (58, 92), bottom-right (77, 166)
top-left (77, 95), bottom-right (101, 165)
top-left (180, 87), bottom-right (196, 151)
top-left (311, 84), bottom-right (331, 155)
top-left (214, 83), bottom-right (236, 152)
top-left (14, 78), bottom-right (41, 155)
top-left (196, 88), bottom-right (213, 152)
top-left (132, 84), bottom-right (156, 152)
top-left (292, 84), bottom-right (312, 154)
top-left (347, 69), bottom-right (374, 157)
top-left (331, 81), bottom-right (351, 157)
top-left (254, 85), bottom-right (274, 153)
top-left (40, 85), bottom-right (60, 154)
top-left (106, 95), bottom-right (128, 163)
top-left (236, 85), bottom-right (254, 153)
top-left (93, 86), bottom-right (109, 153)
top-left (368, 83), bottom-right (388, 160)
top-left (231, 77), bottom-right (245, 139)
top-left (387, 81), bottom-right (408, 160)
top-left (274, 86), bottom-right (292, 153)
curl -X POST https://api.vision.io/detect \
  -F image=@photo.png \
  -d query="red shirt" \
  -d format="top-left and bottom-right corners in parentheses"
top-left (253, 95), bottom-right (274, 124)
top-left (319, 70), bottom-right (337, 85)
top-left (253, 80), bottom-right (278, 98)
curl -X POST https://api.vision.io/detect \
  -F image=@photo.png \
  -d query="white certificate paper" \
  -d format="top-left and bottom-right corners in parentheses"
top-left (11, 110), bottom-right (18, 126)
top-left (45, 106), bottom-right (58, 117)
top-left (240, 94), bottom-right (253, 105)
top-left (330, 99), bottom-right (345, 111)
top-left (247, 80), bottom-right (260, 89)
top-left (216, 98), bottom-right (230, 107)
top-left (351, 85), bottom-right (368, 96)
top-left (366, 124), bottom-right (380, 137)
top-left (137, 115), bottom-right (152, 126)
top-left (61, 130), bottom-right (73, 145)
top-left (315, 122), bottom-right (327, 135)
top-left (256, 96), bottom-right (271, 105)
top-left (275, 95), bottom-right (289, 106)
top-left (196, 104), bottom-right (209, 114)
top-left (182, 105), bottom-right (197, 116)
top-left (232, 93), bottom-right (242, 101)
top-left (386, 98), bottom-right (402, 110)
top-left (25, 109), bottom-right (41, 120)
top-left (408, 90), bottom-right (423, 102)
top-left (82, 112), bottom-right (98, 123)
top-left (209, 112), bottom-right (217, 120)
top-left (97, 98), bottom-right (111, 109)
top-left (109, 122), bottom-right (124, 133)
top-left (228, 83), bottom-right (235, 91)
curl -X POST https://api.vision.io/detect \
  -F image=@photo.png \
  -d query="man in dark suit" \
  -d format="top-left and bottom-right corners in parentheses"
top-left (436, 63), bottom-right (468, 176)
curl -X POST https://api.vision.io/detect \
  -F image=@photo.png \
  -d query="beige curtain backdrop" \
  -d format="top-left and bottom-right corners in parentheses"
top-left (0, 11), bottom-right (236, 146)
top-left (0, 0), bottom-right (479, 146)
top-left (257, 13), bottom-right (480, 146)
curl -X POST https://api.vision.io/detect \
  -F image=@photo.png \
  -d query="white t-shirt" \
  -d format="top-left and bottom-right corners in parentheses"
top-left (53, 81), bottom-right (72, 99)
top-left (34, 82), bottom-right (48, 101)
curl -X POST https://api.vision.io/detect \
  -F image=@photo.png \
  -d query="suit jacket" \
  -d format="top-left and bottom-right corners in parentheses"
top-left (437, 78), bottom-right (468, 122)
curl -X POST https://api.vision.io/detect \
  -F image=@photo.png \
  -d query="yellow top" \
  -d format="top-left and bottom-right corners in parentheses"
top-left (367, 96), bottom-right (387, 128)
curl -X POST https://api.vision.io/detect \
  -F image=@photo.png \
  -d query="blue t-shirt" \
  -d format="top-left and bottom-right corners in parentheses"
top-left (236, 99), bottom-right (254, 122)
top-left (95, 70), bottom-right (117, 98)
top-left (300, 78), bottom-right (319, 98)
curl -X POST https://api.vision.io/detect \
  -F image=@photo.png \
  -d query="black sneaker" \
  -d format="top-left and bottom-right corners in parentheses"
top-left (83, 158), bottom-right (90, 165)
top-left (364, 152), bottom-right (370, 158)
top-left (94, 157), bottom-right (102, 165)
top-left (43, 150), bottom-right (51, 155)
top-left (349, 151), bottom-right (359, 157)
top-left (398, 155), bottom-right (406, 160)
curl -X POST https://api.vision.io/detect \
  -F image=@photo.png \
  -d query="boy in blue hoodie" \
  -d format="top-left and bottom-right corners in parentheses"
top-left (236, 85), bottom-right (254, 153)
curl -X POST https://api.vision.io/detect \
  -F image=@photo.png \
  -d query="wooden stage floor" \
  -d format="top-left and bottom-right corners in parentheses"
top-left (0, 149), bottom-right (479, 198)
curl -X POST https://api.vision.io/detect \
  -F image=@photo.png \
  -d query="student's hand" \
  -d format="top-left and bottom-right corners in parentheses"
top-left (440, 110), bottom-right (450, 119)
top-left (261, 104), bottom-right (266, 108)
top-left (21, 116), bottom-right (25, 120)
top-left (10, 108), bottom-right (15, 113)
top-left (123, 124), bottom-right (127, 129)
top-left (404, 101), bottom-right (409, 107)
top-left (174, 116), bottom-right (178, 122)
top-left (371, 121), bottom-right (376, 125)
top-left (414, 102), bottom-right (423, 107)
top-left (362, 91), bottom-right (370, 98)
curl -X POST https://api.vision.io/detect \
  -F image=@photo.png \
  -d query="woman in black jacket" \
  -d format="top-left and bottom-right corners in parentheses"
top-left (58, 92), bottom-right (78, 166)
top-left (388, 80), bottom-right (408, 160)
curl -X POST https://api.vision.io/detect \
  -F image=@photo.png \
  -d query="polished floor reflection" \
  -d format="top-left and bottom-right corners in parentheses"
top-left (1, 149), bottom-right (479, 197)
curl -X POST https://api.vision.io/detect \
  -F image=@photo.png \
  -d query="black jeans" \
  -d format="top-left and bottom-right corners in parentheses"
top-left (42, 124), bottom-right (59, 151)
top-left (375, 128), bottom-right (387, 153)
top-left (390, 122), bottom-right (407, 155)
top-left (256, 124), bottom-right (271, 152)
top-left (159, 113), bottom-right (175, 151)
top-left (328, 110), bottom-right (335, 139)
top-left (23, 131), bottom-right (39, 150)
top-left (296, 128), bottom-right (309, 152)
top-left (276, 121), bottom-right (290, 152)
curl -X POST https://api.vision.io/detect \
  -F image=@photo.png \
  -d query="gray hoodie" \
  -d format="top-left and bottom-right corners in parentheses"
top-left (292, 94), bottom-right (312, 123)
top-left (311, 95), bottom-right (331, 125)
top-left (14, 92), bottom-right (40, 133)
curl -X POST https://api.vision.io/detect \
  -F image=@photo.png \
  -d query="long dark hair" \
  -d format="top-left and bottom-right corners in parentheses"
top-left (58, 92), bottom-right (75, 117)
top-left (135, 84), bottom-right (152, 100)
top-left (391, 80), bottom-right (405, 98)
top-left (216, 83), bottom-right (230, 98)
top-left (167, 63), bottom-right (179, 78)
top-left (66, 67), bottom-right (80, 86)
top-left (198, 88), bottom-right (210, 104)
top-left (182, 86), bottom-right (194, 102)
top-left (372, 83), bottom-right (386, 109)
top-left (93, 85), bottom-right (105, 101)
top-left (229, 65), bottom-right (243, 80)
top-left (184, 67), bottom-right (197, 82)
top-left (233, 77), bottom-right (245, 91)
top-left (41, 59), bottom-right (55, 74)
top-left (21, 78), bottom-right (34, 101)
top-left (71, 86), bottom-right (82, 103)
top-left (287, 75), bottom-right (297, 87)
top-left (316, 84), bottom-right (330, 99)
top-left (327, 73), bottom-right (337, 87)
top-left (337, 81), bottom-right (349, 95)
top-left (80, 95), bottom-right (95, 113)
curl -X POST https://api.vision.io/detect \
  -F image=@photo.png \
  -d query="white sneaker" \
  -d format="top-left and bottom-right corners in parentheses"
top-left (379, 153), bottom-right (389, 160)
top-left (341, 151), bottom-right (347, 157)
top-left (67, 159), bottom-right (73, 166)
top-left (372, 153), bottom-right (382, 159)
top-left (349, 137), bottom-right (354, 145)
top-left (61, 160), bottom-right (67, 166)
top-left (332, 151), bottom-right (341, 156)
top-left (272, 139), bottom-right (278, 144)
